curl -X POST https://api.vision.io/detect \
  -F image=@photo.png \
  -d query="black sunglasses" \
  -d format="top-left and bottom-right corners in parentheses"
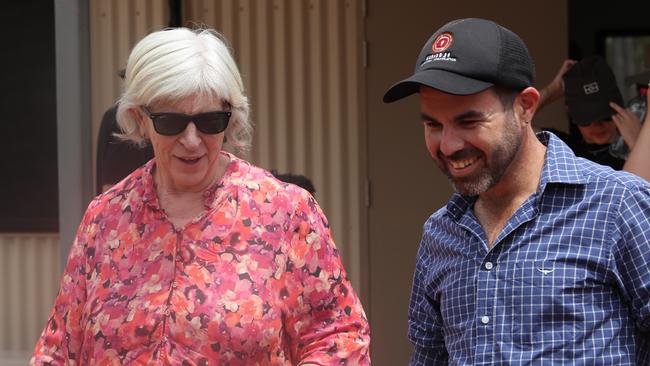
top-left (141, 106), bottom-right (231, 136)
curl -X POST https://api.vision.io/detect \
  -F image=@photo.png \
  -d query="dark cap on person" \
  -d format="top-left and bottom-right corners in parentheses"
top-left (563, 56), bottom-right (623, 125)
top-left (383, 18), bottom-right (535, 102)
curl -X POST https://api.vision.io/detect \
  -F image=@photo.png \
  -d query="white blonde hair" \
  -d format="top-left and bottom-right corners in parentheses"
top-left (116, 27), bottom-right (252, 156)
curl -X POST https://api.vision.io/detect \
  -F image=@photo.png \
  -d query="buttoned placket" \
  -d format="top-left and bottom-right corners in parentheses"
top-left (474, 244), bottom-right (499, 365)
top-left (158, 229), bottom-right (183, 353)
top-left (454, 207), bottom-right (497, 365)
top-left (472, 194), bottom-right (540, 365)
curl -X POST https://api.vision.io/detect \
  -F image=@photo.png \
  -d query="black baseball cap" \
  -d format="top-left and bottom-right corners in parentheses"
top-left (563, 56), bottom-right (623, 125)
top-left (383, 18), bottom-right (535, 102)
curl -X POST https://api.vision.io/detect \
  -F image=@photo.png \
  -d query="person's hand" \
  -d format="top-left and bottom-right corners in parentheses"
top-left (539, 59), bottom-right (577, 107)
top-left (610, 101), bottom-right (642, 150)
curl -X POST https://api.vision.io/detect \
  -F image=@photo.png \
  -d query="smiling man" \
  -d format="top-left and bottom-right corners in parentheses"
top-left (384, 18), bottom-right (650, 365)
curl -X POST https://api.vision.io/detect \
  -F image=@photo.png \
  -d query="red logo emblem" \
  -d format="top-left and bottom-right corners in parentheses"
top-left (432, 32), bottom-right (453, 53)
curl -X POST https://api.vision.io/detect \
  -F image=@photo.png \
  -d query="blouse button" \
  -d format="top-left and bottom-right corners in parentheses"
top-left (171, 281), bottom-right (177, 289)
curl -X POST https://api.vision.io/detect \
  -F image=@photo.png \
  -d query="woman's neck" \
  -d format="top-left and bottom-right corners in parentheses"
top-left (154, 153), bottom-right (230, 228)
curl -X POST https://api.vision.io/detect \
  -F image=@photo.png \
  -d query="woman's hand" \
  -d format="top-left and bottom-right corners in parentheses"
top-left (610, 102), bottom-right (642, 150)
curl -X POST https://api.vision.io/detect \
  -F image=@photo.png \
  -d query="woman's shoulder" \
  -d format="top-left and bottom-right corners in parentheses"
top-left (91, 162), bottom-right (153, 211)
top-left (226, 154), bottom-right (310, 199)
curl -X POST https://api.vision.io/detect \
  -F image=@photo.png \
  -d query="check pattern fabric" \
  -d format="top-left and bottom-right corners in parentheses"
top-left (409, 132), bottom-right (650, 365)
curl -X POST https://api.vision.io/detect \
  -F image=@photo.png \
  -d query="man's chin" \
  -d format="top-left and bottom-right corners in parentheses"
top-left (450, 177), bottom-right (491, 197)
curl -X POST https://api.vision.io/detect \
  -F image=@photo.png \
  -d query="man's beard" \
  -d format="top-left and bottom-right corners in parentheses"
top-left (438, 118), bottom-right (522, 196)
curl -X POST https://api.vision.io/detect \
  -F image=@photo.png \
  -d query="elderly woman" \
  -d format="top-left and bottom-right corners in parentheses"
top-left (31, 28), bottom-right (370, 365)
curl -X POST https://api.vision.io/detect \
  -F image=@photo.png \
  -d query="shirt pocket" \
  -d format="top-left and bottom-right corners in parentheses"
top-left (505, 259), bottom-right (588, 346)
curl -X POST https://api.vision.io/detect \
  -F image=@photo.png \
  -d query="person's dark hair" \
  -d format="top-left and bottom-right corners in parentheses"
top-left (492, 86), bottom-right (519, 112)
top-left (271, 171), bottom-right (316, 195)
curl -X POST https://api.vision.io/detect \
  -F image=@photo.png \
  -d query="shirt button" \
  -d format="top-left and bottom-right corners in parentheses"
top-left (171, 281), bottom-right (177, 289)
top-left (162, 335), bottom-right (168, 342)
top-left (485, 262), bottom-right (494, 270)
top-left (481, 316), bottom-right (490, 324)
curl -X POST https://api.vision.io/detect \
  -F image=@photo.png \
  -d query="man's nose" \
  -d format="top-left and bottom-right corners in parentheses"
top-left (439, 127), bottom-right (464, 157)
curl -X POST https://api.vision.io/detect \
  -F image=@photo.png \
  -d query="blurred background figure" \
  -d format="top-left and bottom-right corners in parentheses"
top-left (95, 69), bottom-right (154, 194)
top-left (539, 56), bottom-right (643, 170)
top-left (271, 170), bottom-right (316, 196)
top-left (623, 87), bottom-right (650, 181)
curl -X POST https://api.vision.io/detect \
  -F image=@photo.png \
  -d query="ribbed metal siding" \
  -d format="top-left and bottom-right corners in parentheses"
top-left (89, 0), bottom-right (169, 186)
top-left (0, 234), bottom-right (59, 353)
top-left (183, 0), bottom-right (365, 288)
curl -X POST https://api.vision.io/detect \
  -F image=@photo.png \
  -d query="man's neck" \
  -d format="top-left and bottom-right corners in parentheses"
top-left (474, 130), bottom-right (547, 248)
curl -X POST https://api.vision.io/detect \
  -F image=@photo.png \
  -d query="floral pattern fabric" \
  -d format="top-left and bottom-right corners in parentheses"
top-left (31, 152), bottom-right (370, 365)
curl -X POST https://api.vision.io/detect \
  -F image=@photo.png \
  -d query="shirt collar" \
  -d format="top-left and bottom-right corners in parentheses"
top-left (445, 131), bottom-right (589, 221)
top-left (536, 130), bottom-right (590, 189)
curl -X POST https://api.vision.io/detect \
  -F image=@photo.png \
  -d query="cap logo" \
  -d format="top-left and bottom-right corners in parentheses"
top-left (432, 32), bottom-right (453, 53)
top-left (583, 82), bottom-right (600, 95)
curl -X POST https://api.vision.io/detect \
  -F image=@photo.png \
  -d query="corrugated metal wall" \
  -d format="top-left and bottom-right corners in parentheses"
top-left (0, 234), bottom-right (59, 353)
top-left (90, 0), bottom-right (170, 186)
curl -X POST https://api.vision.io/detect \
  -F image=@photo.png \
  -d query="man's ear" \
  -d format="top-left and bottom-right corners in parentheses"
top-left (515, 87), bottom-right (541, 125)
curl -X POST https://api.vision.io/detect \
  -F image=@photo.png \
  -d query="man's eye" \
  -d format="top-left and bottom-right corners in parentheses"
top-left (460, 119), bottom-right (481, 126)
top-left (424, 120), bottom-right (441, 129)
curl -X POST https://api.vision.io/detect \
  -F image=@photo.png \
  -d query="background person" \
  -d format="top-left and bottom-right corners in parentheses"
top-left (539, 56), bottom-right (643, 170)
top-left (32, 27), bottom-right (370, 365)
top-left (96, 95), bottom-right (154, 193)
top-left (624, 87), bottom-right (650, 181)
top-left (383, 17), bottom-right (650, 364)
top-left (271, 170), bottom-right (316, 196)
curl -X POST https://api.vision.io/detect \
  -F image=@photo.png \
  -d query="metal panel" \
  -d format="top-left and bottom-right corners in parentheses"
top-left (183, 0), bottom-right (366, 292)
top-left (55, 0), bottom-right (94, 274)
top-left (89, 0), bottom-right (168, 190)
top-left (0, 234), bottom-right (59, 353)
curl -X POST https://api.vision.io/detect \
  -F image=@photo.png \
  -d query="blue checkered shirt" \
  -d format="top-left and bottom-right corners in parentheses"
top-left (409, 132), bottom-right (650, 365)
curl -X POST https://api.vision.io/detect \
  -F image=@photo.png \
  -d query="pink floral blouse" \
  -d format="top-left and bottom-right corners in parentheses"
top-left (32, 153), bottom-right (370, 365)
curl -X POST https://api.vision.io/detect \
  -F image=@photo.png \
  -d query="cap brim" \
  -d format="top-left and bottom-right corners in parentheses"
top-left (570, 108), bottom-right (614, 126)
top-left (383, 69), bottom-right (494, 103)
top-left (567, 97), bottom-right (616, 125)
